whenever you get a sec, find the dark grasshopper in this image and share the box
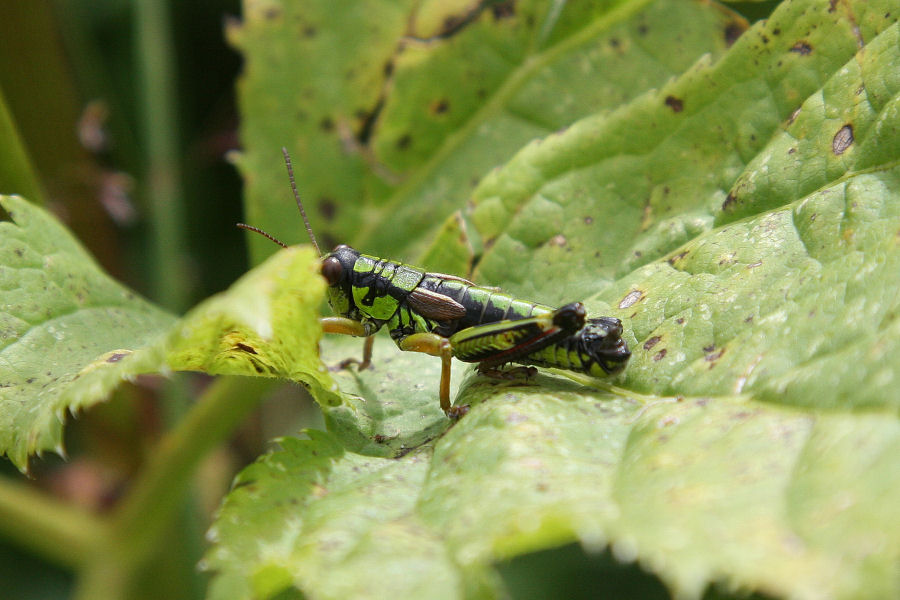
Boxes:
[239,150,631,418]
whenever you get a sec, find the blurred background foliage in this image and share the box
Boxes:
[0,1,778,598]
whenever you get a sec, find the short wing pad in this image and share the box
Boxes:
[406,287,467,321]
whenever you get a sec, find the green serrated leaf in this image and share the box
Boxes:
[168,246,342,406]
[235,0,742,263]
[358,0,745,259]
[209,1,900,599]
[417,210,476,275]
[471,3,898,303]
[204,431,498,600]
[166,245,338,406]
[0,195,336,469]
[0,195,175,470]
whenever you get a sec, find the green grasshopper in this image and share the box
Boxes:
[238,149,631,418]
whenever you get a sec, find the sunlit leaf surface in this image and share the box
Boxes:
[208,1,900,599]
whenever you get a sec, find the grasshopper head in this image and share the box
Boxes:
[320,244,361,318]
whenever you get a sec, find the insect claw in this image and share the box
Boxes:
[445,404,470,419]
[329,357,371,372]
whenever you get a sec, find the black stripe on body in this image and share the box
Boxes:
[523,335,592,373]
[351,254,425,321]
[417,276,552,336]
[356,258,423,305]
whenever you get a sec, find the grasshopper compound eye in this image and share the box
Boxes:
[321,256,343,286]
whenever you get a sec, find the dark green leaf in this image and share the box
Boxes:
[0,195,174,470]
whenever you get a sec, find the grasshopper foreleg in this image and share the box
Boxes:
[321,317,376,371]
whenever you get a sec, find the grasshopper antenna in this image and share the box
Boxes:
[236,223,288,248]
[282,147,321,256]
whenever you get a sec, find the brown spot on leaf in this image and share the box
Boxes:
[722,191,737,211]
[584,216,593,225]
[664,96,684,113]
[643,336,661,350]
[106,352,129,363]
[430,98,450,115]
[396,134,412,150]
[705,348,725,365]
[668,250,689,266]
[790,41,812,55]
[832,125,854,155]
[676,317,685,325]
[235,343,258,355]
[319,116,334,132]
[653,349,667,362]
[302,25,317,37]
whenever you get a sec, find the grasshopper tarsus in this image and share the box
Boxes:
[330,357,371,372]
[445,405,470,420]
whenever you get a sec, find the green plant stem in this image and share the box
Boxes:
[135,0,187,313]
[0,87,44,203]
[73,376,278,600]
[0,476,104,568]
